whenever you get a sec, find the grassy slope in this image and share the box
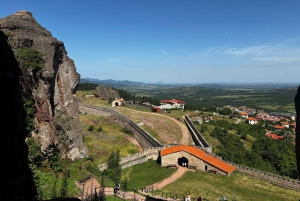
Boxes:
[161,170,300,201]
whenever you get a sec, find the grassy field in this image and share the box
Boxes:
[160,170,300,201]
[116,161,300,201]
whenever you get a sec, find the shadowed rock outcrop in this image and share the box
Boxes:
[0,11,88,160]
[94,85,120,100]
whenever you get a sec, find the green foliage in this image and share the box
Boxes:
[121,127,133,136]
[220,108,232,115]
[103,150,121,182]
[88,125,94,131]
[15,48,45,71]
[24,99,35,132]
[97,126,103,132]
[78,82,99,90]
[121,160,177,191]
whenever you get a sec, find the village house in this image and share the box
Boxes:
[239,112,248,118]
[111,98,124,107]
[159,99,185,110]
[274,125,285,131]
[245,117,258,125]
[280,121,290,128]
[266,133,284,140]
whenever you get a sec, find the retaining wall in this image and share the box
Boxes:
[185,115,212,153]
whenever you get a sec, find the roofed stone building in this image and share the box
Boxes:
[160,145,235,176]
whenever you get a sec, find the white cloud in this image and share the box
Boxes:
[252,56,300,63]
[223,37,300,64]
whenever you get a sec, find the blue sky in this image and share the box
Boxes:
[1,0,300,84]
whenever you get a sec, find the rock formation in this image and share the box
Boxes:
[0,10,88,160]
[94,85,120,100]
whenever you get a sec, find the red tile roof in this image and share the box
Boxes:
[266,133,284,140]
[274,125,285,129]
[247,117,257,121]
[239,112,248,116]
[161,99,185,104]
[160,145,235,174]
[280,121,289,125]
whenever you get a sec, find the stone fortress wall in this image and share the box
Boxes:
[184,115,212,153]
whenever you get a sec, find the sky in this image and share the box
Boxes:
[1,0,300,84]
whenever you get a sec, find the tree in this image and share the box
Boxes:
[104,150,121,182]
[221,108,232,116]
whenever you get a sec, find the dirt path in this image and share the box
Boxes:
[119,132,143,152]
[147,166,191,190]
[117,107,192,145]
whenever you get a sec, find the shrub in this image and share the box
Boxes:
[121,127,133,136]
[88,125,94,131]
[97,126,103,132]
[15,48,45,71]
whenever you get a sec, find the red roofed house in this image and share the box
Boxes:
[239,112,248,119]
[246,117,258,125]
[112,98,124,107]
[159,99,185,110]
[280,121,289,128]
[160,145,235,176]
[266,133,284,140]
[274,125,285,131]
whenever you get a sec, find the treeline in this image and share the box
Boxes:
[78,82,99,90]
[117,88,160,105]
[201,120,297,179]
[78,83,160,105]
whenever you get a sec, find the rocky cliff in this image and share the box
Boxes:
[94,85,120,100]
[0,11,88,160]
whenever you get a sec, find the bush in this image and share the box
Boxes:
[97,126,103,132]
[88,125,94,131]
[15,48,45,71]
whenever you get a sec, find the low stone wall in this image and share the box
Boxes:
[98,147,164,171]
[227,162,300,191]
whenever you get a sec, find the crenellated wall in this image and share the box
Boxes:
[98,147,163,171]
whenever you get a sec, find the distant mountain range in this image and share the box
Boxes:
[80,78,299,90]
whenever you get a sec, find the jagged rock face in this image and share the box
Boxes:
[0,11,88,160]
[94,85,120,100]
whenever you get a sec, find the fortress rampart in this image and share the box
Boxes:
[184,115,212,153]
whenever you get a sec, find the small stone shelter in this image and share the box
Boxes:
[160,145,235,176]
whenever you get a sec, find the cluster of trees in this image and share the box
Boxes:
[206,120,297,179]
[78,83,160,105]
[78,82,99,90]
